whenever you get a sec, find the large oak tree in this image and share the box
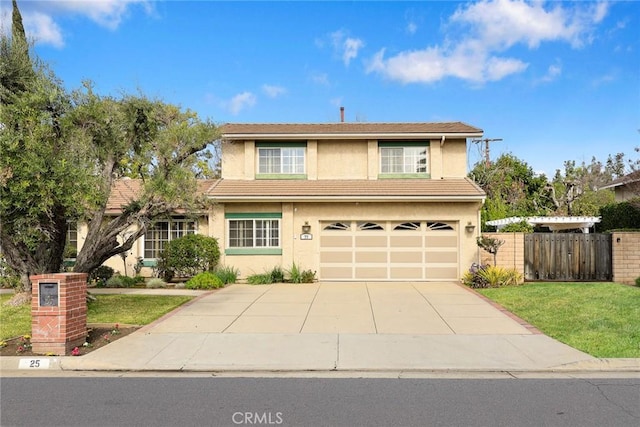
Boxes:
[1,1,219,293]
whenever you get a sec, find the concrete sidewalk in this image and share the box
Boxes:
[2,282,639,374]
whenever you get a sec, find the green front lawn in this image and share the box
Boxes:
[478,282,640,358]
[0,294,193,340]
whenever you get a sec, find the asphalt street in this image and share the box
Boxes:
[1,377,638,427]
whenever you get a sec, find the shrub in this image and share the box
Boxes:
[246,265,285,285]
[132,275,146,286]
[146,278,167,289]
[247,273,274,285]
[185,272,224,290]
[599,199,640,231]
[501,221,534,233]
[477,266,523,287]
[157,234,220,281]
[90,266,115,287]
[299,269,316,283]
[635,277,640,287]
[286,262,316,283]
[462,263,491,288]
[105,275,129,288]
[462,264,522,288]
[269,266,285,283]
[214,265,239,285]
[105,275,143,288]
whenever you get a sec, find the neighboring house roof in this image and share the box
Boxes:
[221,122,483,140]
[207,178,485,202]
[106,178,219,214]
[599,170,640,190]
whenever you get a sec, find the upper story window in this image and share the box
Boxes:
[256,142,306,178]
[379,141,430,177]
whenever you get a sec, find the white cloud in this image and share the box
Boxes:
[329,30,364,66]
[310,72,330,86]
[406,21,418,35]
[366,43,527,84]
[342,37,364,66]
[2,0,152,47]
[262,84,286,98]
[26,12,64,47]
[367,0,609,84]
[227,92,256,115]
[52,0,151,30]
[538,63,562,83]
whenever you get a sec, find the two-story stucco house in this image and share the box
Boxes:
[206,122,486,281]
[94,121,486,281]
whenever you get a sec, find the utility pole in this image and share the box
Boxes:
[472,138,503,167]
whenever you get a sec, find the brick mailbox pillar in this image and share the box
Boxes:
[30,273,88,355]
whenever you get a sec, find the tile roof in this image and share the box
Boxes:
[221,122,483,139]
[106,179,219,213]
[207,178,485,201]
[106,179,142,213]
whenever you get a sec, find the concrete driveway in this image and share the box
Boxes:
[148,282,532,335]
[55,281,612,372]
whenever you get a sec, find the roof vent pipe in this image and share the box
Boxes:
[340,106,344,123]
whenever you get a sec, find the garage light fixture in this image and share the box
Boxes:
[465,222,476,233]
[302,222,311,234]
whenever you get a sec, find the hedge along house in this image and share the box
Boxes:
[207,121,486,281]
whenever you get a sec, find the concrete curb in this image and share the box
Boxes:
[2,355,638,374]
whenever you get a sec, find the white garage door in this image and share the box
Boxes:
[319,220,459,281]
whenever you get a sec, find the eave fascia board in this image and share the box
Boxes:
[222,132,484,141]
[208,195,486,203]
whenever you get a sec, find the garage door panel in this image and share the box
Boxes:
[320,252,353,263]
[321,236,352,247]
[390,236,422,247]
[321,267,353,279]
[426,236,457,247]
[390,251,423,263]
[355,267,387,279]
[425,251,458,263]
[426,267,458,280]
[391,267,423,279]
[355,251,388,263]
[355,236,387,247]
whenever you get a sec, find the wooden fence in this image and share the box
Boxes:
[524,233,612,281]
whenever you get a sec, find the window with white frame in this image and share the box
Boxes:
[228,218,280,248]
[379,142,429,175]
[257,143,306,175]
[65,221,78,258]
[144,218,196,259]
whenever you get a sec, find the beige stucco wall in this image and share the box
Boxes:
[441,140,468,178]
[317,140,368,179]
[221,141,247,180]
[221,138,470,181]
[218,201,482,280]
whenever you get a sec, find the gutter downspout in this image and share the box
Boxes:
[440,135,445,179]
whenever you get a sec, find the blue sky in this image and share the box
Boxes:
[2,0,638,177]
